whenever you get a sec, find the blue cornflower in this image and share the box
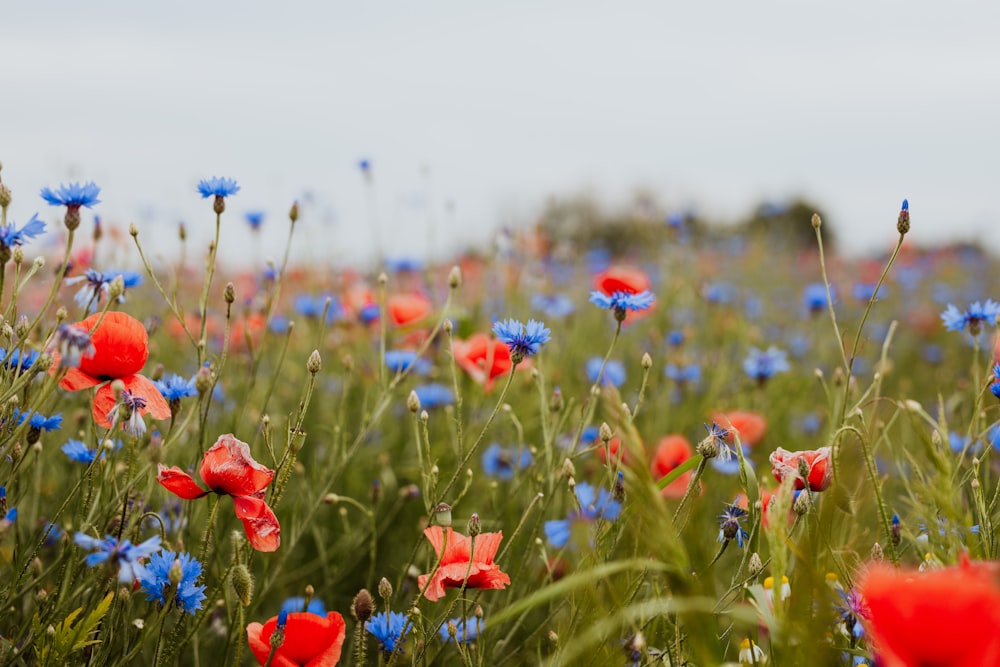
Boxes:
[414,383,454,409]
[293,294,342,323]
[492,318,551,363]
[991,364,1000,399]
[0,213,46,251]
[531,293,575,319]
[196,177,240,199]
[717,504,749,548]
[244,210,265,230]
[589,290,655,321]
[666,330,685,346]
[154,374,198,406]
[386,257,423,273]
[62,439,101,463]
[940,300,1000,334]
[73,532,162,583]
[0,347,40,372]
[439,616,482,643]
[743,346,790,383]
[17,410,63,436]
[40,181,102,209]
[66,269,142,311]
[701,422,734,462]
[834,588,868,640]
[586,357,625,387]
[481,443,533,480]
[137,550,206,614]
[544,482,622,548]
[54,323,95,368]
[385,350,431,375]
[852,282,886,302]
[803,283,833,313]
[281,596,326,617]
[367,611,409,653]
[703,282,734,304]
[358,159,372,173]
[664,363,701,385]
[0,486,15,531]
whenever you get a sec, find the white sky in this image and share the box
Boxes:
[3,1,999,267]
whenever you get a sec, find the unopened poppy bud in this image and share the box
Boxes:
[897,199,910,235]
[549,387,563,413]
[793,491,811,516]
[407,390,421,413]
[871,542,885,561]
[641,352,652,370]
[378,576,393,601]
[448,265,462,288]
[231,564,254,606]
[811,212,822,229]
[467,512,481,537]
[224,282,236,304]
[420,410,428,424]
[748,552,764,577]
[307,349,322,374]
[599,422,613,443]
[352,588,374,622]
[288,201,299,223]
[434,502,452,527]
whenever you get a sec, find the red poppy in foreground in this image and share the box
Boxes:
[157,433,281,552]
[58,311,170,429]
[593,265,652,295]
[857,556,1000,667]
[247,611,346,666]
[651,434,697,499]
[769,446,832,491]
[711,410,767,447]
[418,526,511,601]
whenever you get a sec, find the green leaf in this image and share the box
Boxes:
[656,455,702,491]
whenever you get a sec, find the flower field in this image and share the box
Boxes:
[0,169,998,666]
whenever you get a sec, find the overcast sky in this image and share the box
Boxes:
[4,1,998,268]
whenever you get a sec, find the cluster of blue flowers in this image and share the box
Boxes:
[545,482,622,548]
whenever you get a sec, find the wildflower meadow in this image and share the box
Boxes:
[1,164,999,667]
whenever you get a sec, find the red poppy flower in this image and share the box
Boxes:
[452,333,515,392]
[857,556,1000,667]
[387,293,432,327]
[247,611,346,667]
[157,433,281,552]
[769,446,832,491]
[711,410,767,447]
[417,526,511,601]
[651,435,697,499]
[58,311,170,429]
[593,266,652,296]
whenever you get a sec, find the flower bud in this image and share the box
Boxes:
[289,201,299,223]
[811,212,822,229]
[467,512,481,537]
[224,282,236,304]
[448,265,462,288]
[169,558,185,586]
[793,490,811,516]
[378,576,393,601]
[352,588,374,622]
[641,352,652,370]
[897,199,910,236]
[108,275,125,300]
[213,195,226,215]
[748,552,764,577]
[12,247,23,265]
[443,318,453,333]
[599,422,613,443]
[232,564,254,606]
[307,349,322,374]
[434,502,452,527]
[407,390,421,413]
[871,542,885,562]
[0,183,10,208]
[549,387,563,413]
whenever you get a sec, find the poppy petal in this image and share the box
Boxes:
[75,311,149,380]
[91,383,118,428]
[233,495,281,552]
[123,374,171,420]
[156,464,210,500]
[200,434,275,497]
[60,367,102,391]
[247,612,346,667]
